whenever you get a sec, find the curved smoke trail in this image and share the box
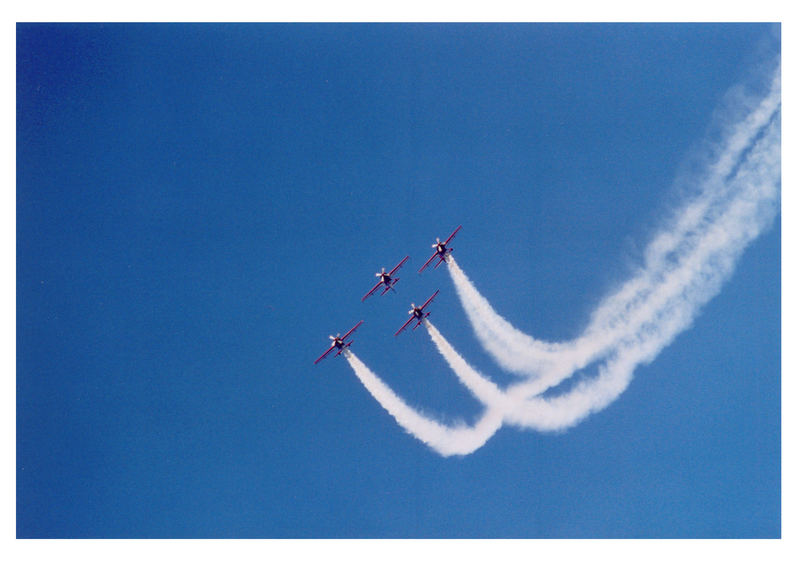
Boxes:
[423,320,507,407]
[344,350,503,456]
[343,61,780,455]
[447,67,780,398]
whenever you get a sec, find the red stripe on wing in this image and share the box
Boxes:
[394,316,415,336]
[420,289,439,310]
[362,281,383,302]
[341,320,363,340]
[388,255,410,276]
[443,225,462,245]
[314,344,336,365]
[418,252,437,273]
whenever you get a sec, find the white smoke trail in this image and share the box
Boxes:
[344,350,504,456]
[420,313,682,432]
[423,320,507,407]
[447,66,780,398]
[343,60,780,454]
[437,64,779,435]
[436,104,778,434]
[516,114,779,404]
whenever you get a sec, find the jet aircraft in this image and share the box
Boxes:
[395,290,440,336]
[314,320,364,364]
[418,225,462,272]
[362,255,410,302]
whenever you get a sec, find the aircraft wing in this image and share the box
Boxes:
[314,344,336,365]
[418,251,438,273]
[419,289,440,311]
[443,225,462,245]
[388,255,410,276]
[394,315,416,337]
[362,281,383,302]
[341,320,364,340]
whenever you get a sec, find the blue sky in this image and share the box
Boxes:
[16,23,780,539]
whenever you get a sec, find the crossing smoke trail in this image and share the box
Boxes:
[423,316,673,433]
[447,66,780,400]
[423,320,506,407]
[343,61,779,454]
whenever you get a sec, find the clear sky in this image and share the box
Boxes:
[17,22,780,539]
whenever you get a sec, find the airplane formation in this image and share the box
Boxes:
[315,226,461,365]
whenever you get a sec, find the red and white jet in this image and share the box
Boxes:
[361,255,410,302]
[418,225,462,273]
[314,320,364,364]
[394,290,440,336]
